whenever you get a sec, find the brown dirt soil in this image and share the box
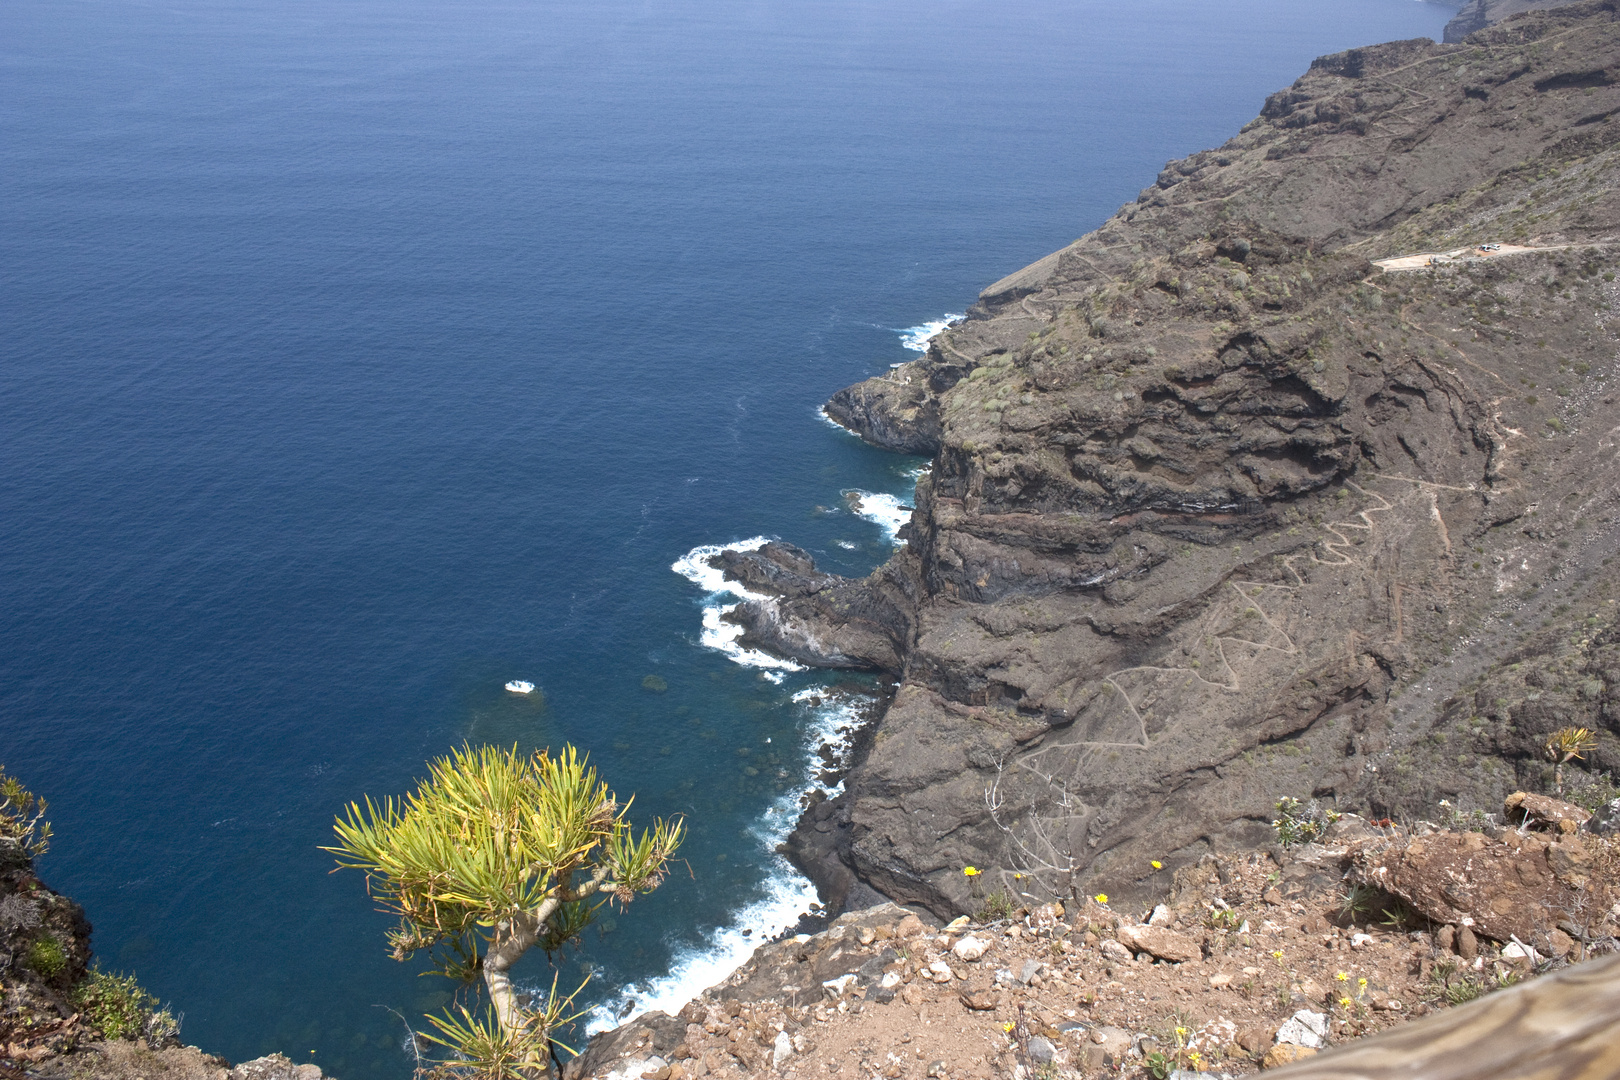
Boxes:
[574,817,1619,1080]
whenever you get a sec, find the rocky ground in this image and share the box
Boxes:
[571,797,1619,1080]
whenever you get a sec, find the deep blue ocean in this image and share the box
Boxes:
[3,0,1451,1074]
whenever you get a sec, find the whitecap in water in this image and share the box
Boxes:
[843,491,912,545]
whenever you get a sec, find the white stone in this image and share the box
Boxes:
[927,960,954,982]
[772,1031,794,1069]
[945,915,972,931]
[879,971,902,990]
[1502,942,1539,962]
[1148,904,1174,927]
[1099,939,1134,963]
[952,935,989,961]
[1350,932,1374,949]
[603,1057,664,1080]
[821,974,856,999]
[1275,1010,1329,1049]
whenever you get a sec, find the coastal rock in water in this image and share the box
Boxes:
[713,542,917,672]
[824,361,944,456]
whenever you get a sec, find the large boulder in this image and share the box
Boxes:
[1347,830,1615,946]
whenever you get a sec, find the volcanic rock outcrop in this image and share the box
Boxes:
[714,1,1620,920]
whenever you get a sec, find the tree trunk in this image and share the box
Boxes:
[483,907,552,1078]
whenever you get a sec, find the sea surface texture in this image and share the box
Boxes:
[2,0,1450,1074]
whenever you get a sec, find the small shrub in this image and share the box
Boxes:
[72,969,160,1040]
[0,766,52,857]
[0,893,42,932]
[1563,770,1620,813]
[26,934,67,978]
[1426,959,1517,1006]
[1272,796,1340,847]
[1437,799,1494,832]
[978,890,1016,922]
[1338,883,1381,921]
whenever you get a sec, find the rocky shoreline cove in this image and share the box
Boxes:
[573,0,1620,1072]
[726,0,1620,930]
[11,2,1620,1079]
[577,2,1620,1075]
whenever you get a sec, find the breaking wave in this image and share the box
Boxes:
[671,539,806,673]
[584,687,876,1032]
[897,313,963,354]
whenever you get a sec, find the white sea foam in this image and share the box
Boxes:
[788,687,872,800]
[898,313,963,353]
[672,539,806,673]
[585,863,817,1034]
[670,537,770,600]
[585,688,876,1032]
[817,404,866,439]
[843,491,912,544]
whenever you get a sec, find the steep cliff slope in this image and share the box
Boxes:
[722,1,1620,919]
[1444,0,1583,43]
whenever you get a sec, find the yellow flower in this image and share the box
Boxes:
[963,866,980,876]
[1151,860,1162,870]
[1013,872,1023,880]
[1003,1022,1015,1033]
[1358,977,1368,987]
[1335,971,1349,982]
[1339,997,1353,1008]
[1094,893,1109,904]
[1272,950,1284,960]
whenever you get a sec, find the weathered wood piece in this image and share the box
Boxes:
[1266,954,1620,1080]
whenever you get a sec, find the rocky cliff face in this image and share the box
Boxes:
[1443,0,1584,43]
[717,0,1620,920]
